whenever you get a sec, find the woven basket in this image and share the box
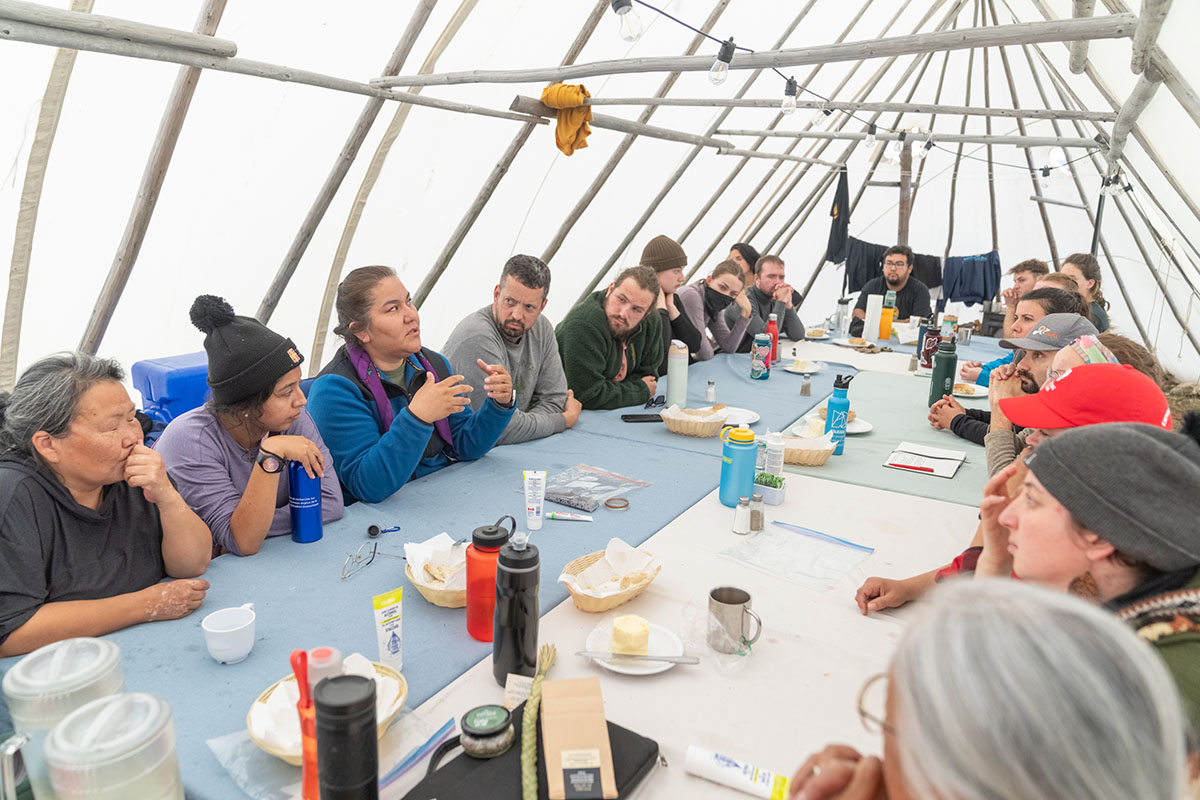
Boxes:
[661,410,726,438]
[782,437,835,466]
[817,407,856,422]
[405,563,467,608]
[246,663,407,765]
[561,550,660,613]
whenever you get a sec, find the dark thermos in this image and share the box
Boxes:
[289,460,323,543]
[492,532,540,687]
[314,675,378,800]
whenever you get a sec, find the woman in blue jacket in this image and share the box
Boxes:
[307,266,514,504]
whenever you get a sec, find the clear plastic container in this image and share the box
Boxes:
[764,432,785,478]
[43,693,182,800]
[2,638,124,800]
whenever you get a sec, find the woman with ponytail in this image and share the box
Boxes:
[1061,253,1110,332]
[155,295,343,557]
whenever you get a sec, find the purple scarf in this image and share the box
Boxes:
[346,343,457,460]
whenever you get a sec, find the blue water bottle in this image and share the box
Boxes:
[824,374,854,456]
[719,425,757,507]
[289,460,323,543]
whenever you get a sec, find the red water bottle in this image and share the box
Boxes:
[766,313,780,363]
[466,515,516,641]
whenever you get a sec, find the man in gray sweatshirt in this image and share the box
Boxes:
[443,255,581,445]
[724,253,806,352]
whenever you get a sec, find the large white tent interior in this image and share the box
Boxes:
[2,0,1199,392]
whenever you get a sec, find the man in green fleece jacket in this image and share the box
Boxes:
[556,266,663,410]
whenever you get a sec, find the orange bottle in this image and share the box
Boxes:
[465,515,516,641]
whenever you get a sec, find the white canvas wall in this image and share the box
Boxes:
[1,0,1197,392]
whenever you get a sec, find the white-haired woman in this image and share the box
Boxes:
[792,579,1190,799]
[0,353,211,657]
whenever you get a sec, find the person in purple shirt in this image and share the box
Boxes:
[155,295,344,556]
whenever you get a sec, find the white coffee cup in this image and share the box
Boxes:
[201,603,256,664]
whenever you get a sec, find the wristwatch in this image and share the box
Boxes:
[256,447,284,474]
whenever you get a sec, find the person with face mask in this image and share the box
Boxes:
[674,260,752,361]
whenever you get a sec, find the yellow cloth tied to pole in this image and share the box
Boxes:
[541,82,592,156]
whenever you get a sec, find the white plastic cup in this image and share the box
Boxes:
[200,603,256,664]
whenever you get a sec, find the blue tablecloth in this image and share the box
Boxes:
[0,353,836,799]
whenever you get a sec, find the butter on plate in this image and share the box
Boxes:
[611,615,650,655]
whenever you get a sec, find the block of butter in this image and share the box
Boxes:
[611,615,649,656]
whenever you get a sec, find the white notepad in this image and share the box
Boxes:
[884,441,967,479]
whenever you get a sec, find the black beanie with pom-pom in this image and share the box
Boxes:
[189,294,303,405]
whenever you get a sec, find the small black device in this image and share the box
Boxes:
[620,414,663,423]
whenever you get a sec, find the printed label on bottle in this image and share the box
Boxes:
[372,587,403,671]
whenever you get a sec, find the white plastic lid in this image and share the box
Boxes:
[44,693,180,799]
[767,432,783,446]
[2,638,123,729]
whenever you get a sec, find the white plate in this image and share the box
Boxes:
[702,405,759,425]
[805,331,831,340]
[797,412,874,435]
[832,337,871,348]
[953,383,989,399]
[585,620,685,676]
[784,360,828,375]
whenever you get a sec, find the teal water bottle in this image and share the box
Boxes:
[928,322,959,407]
[719,425,756,507]
[824,374,854,455]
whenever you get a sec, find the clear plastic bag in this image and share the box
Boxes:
[542,464,650,512]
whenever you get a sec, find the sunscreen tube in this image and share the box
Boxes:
[373,587,403,671]
[523,470,546,531]
[684,746,790,800]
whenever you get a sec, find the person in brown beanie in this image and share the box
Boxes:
[639,234,702,375]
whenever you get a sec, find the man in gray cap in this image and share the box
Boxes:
[930,312,1098,445]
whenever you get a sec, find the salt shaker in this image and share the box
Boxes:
[732,497,751,535]
[800,375,811,396]
[705,380,716,403]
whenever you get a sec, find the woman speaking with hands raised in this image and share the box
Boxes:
[156,295,344,556]
[308,266,515,504]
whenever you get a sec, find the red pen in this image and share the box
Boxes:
[890,463,934,473]
[291,649,319,800]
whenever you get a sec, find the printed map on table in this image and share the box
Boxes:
[720,526,871,592]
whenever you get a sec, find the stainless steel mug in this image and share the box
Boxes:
[956,326,973,345]
[707,586,763,654]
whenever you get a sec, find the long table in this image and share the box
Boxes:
[0,353,835,799]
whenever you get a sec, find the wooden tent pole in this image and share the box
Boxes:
[897,142,913,246]
[255,0,438,325]
[509,96,736,149]
[675,0,903,277]
[715,129,1101,148]
[0,0,94,392]
[982,16,999,250]
[307,0,481,370]
[1067,0,1095,73]
[987,0,1059,268]
[0,0,236,56]
[1013,38,1153,348]
[943,2,979,261]
[582,97,1116,122]
[543,0,732,281]
[582,3,819,296]
[1105,65,1163,167]
[907,36,956,217]
[373,14,1136,88]
[0,18,540,125]
[79,0,229,354]
[406,1,607,314]
[1129,0,1172,76]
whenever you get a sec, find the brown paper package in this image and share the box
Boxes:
[541,677,618,799]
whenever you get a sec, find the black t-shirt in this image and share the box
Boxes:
[0,455,166,645]
[850,276,933,336]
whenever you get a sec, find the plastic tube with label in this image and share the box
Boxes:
[523,470,546,531]
[684,745,790,800]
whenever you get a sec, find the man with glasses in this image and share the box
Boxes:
[445,255,581,445]
[556,266,663,410]
[848,245,932,337]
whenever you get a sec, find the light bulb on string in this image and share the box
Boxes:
[811,100,829,126]
[890,130,907,157]
[781,77,798,115]
[864,123,877,150]
[917,137,933,163]
[709,38,735,85]
[610,0,643,42]
[1039,166,1052,189]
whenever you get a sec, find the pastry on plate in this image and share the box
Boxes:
[953,383,976,395]
[848,336,867,346]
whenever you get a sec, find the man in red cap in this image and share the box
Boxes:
[856,363,1171,614]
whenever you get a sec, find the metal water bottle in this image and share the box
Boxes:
[314,676,378,800]
[824,374,854,455]
[719,425,756,507]
[492,533,539,687]
[928,321,959,407]
[289,461,322,543]
[918,314,940,369]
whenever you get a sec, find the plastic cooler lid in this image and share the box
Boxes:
[43,693,175,778]
[2,638,123,728]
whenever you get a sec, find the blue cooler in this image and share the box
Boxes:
[130,352,210,424]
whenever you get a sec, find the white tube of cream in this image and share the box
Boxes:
[684,746,790,799]
[523,470,546,531]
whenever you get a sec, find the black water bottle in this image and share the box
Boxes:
[492,532,540,686]
[314,675,378,799]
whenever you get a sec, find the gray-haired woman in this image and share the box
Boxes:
[0,353,211,657]
[791,580,1189,800]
